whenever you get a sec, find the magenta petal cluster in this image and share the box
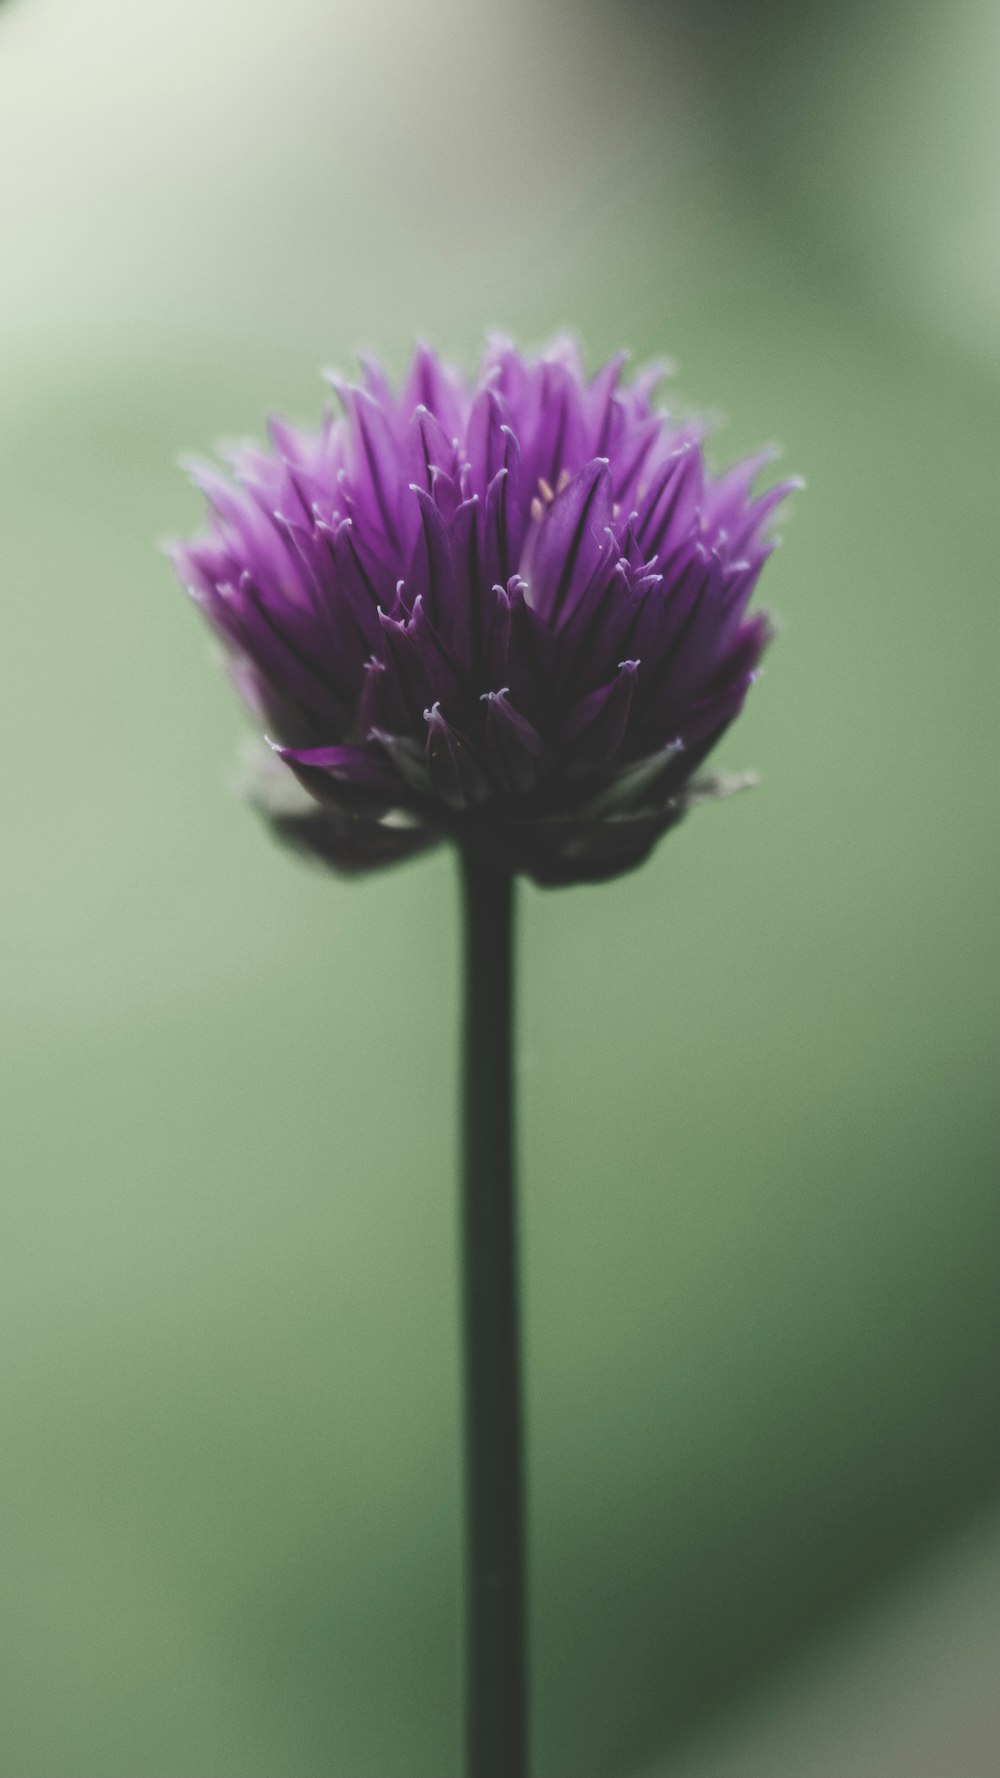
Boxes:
[172,338,794,885]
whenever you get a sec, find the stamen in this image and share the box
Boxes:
[535,469,573,507]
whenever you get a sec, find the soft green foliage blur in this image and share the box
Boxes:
[0,1,996,1774]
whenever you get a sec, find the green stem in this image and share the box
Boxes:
[459,846,527,1778]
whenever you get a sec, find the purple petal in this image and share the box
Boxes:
[631,356,673,407]
[724,477,801,556]
[445,494,485,669]
[481,689,544,795]
[585,353,628,456]
[562,658,639,777]
[527,459,614,627]
[271,740,401,810]
[324,518,391,660]
[273,740,397,786]
[607,415,662,507]
[521,359,588,497]
[701,449,778,534]
[401,344,466,441]
[423,705,492,810]
[639,549,727,709]
[357,353,397,415]
[465,388,512,496]
[211,575,347,733]
[375,605,438,731]
[404,404,458,500]
[339,385,404,549]
[484,582,513,687]
[482,434,523,589]
[632,443,702,559]
[405,487,457,633]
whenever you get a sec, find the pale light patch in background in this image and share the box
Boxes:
[655,1508,1000,1778]
[0,0,694,371]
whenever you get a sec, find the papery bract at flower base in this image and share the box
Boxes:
[172,338,795,885]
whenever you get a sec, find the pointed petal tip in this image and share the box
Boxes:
[177,454,224,494]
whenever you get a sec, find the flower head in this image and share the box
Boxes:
[172,338,795,885]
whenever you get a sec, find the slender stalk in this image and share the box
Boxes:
[459,846,527,1778]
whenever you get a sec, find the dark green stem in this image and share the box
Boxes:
[459,846,527,1778]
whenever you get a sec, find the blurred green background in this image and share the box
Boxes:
[0,1,996,1774]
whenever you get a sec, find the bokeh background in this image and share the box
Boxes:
[0,0,996,1773]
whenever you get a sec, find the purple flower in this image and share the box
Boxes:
[172,338,795,885]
